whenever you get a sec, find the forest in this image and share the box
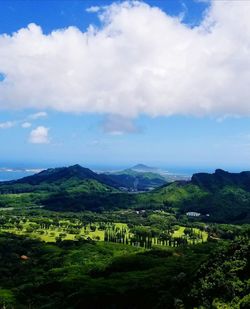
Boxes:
[0,166,249,308]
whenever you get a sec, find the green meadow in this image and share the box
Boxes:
[0,215,208,246]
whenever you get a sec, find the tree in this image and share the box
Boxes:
[0,289,15,308]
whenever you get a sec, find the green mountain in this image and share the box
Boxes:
[107,167,167,191]
[0,165,169,196]
[191,168,250,191]
[42,169,250,221]
[111,164,191,185]
[0,165,119,194]
[138,169,250,222]
[1,167,250,223]
[0,164,169,194]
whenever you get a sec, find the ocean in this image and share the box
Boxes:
[0,169,42,182]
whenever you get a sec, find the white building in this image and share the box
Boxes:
[186,211,201,217]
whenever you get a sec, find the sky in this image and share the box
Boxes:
[1,0,250,171]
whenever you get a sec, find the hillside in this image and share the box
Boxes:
[42,169,250,222]
[0,167,250,223]
[107,167,167,191]
[0,165,119,194]
[138,169,250,223]
[110,164,190,184]
[0,164,170,194]
[191,168,250,191]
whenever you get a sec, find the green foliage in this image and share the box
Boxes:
[0,288,15,308]
[240,293,250,309]
[189,239,250,308]
[0,207,248,309]
[0,232,247,308]
[42,191,136,212]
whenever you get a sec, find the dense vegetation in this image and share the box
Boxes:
[1,166,250,223]
[0,166,249,308]
[0,210,208,246]
[0,230,248,309]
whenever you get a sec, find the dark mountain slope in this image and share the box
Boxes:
[191,169,250,192]
[0,165,119,193]
[11,165,101,184]
[137,170,250,223]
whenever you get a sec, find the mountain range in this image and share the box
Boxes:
[0,165,250,223]
[0,164,168,193]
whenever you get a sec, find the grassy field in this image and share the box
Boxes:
[172,226,208,241]
[0,216,208,245]
[1,221,105,242]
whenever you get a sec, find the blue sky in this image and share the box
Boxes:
[1,0,250,171]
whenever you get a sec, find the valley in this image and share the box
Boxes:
[0,165,249,308]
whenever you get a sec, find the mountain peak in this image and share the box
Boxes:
[133,164,149,168]
[67,164,85,171]
[214,169,228,174]
[70,164,82,169]
[131,164,156,171]
[12,164,101,185]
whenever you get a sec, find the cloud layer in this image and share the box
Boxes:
[0,1,250,117]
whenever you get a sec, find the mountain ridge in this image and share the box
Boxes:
[0,166,250,222]
[0,164,119,193]
[191,168,250,191]
[0,164,167,193]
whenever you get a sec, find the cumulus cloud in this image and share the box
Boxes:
[0,121,15,129]
[29,126,50,144]
[0,1,250,117]
[21,122,32,128]
[102,115,140,135]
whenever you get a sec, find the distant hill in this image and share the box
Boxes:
[0,164,119,194]
[128,164,191,182]
[42,168,250,221]
[130,164,158,173]
[105,164,167,191]
[137,169,250,223]
[14,164,110,185]
[104,163,192,190]
[0,164,167,194]
[1,166,250,223]
[191,169,250,191]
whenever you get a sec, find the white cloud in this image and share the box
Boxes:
[0,112,47,130]
[86,6,100,13]
[0,121,15,129]
[0,1,250,117]
[21,122,32,128]
[28,112,47,120]
[29,126,50,144]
